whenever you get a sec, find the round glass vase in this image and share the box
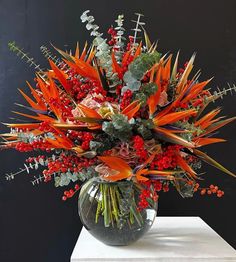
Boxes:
[78,177,158,246]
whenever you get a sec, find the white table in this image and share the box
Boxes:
[71,217,236,262]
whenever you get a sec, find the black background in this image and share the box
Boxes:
[0,0,236,261]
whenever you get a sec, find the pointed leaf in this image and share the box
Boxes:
[193,149,236,178]
[154,127,195,148]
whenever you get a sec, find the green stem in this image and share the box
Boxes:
[110,186,119,223]
[103,184,110,227]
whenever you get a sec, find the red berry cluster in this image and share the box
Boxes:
[42,153,96,180]
[120,89,133,110]
[81,132,93,150]
[137,181,160,211]
[15,140,52,152]
[67,70,106,103]
[151,145,182,170]
[107,27,117,46]
[133,135,148,162]
[67,130,93,150]
[138,189,151,210]
[200,184,224,198]
[62,184,80,201]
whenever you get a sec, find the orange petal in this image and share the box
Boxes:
[80,41,88,60]
[111,52,123,77]
[49,59,71,93]
[194,108,221,127]
[154,109,197,126]
[122,49,132,66]
[193,137,226,147]
[175,153,197,179]
[26,81,47,110]
[18,89,44,111]
[77,104,102,119]
[121,100,140,120]
[133,41,142,59]
[154,127,195,148]
[98,156,132,176]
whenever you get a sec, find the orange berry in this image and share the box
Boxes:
[207,190,212,195]
[200,189,206,195]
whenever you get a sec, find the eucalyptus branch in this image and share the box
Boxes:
[114,14,126,62]
[131,13,145,47]
[5,165,34,181]
[31,175,45,186]
[209,84,236,102]
[8,42,44,72]
[40,45,61,66]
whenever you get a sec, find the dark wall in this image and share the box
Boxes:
[0,0,236,261]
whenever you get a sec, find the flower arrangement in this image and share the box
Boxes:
[1,11,236,233]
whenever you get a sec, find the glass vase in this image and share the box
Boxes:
[78,177,158,246]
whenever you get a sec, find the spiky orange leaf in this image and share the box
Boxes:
[86,46,95,64]
[26,81,46,108]
[175,153,198,179]
[80,41,88,60]
[171,51,179,82]
[154,109,197,126]
[176,53,196,93]
[36,77,50,103]
[181,79,213,103]
[12,111,54,122]
[122,49,132,66]
[147,64,163,115]
[3,123,40,129]
[133,41,142,59]
[199,116,236,137]
[46,134,74,149]
[194,108,221,127]
[121,100,140,120]
[49,60,71,93]
[111,52,123,77]
[154,127,195,148]
[18,88,44,111]
[65,59,99,81]
[162,55,172,86]
[77,104,102,119]
[193,137,226,147]
[75,42,80,58]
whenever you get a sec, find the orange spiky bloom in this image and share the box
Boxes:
[2,11,236,209]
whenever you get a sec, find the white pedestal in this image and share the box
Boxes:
[71,217,236,262]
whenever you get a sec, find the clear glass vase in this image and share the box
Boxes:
[78,177,158,246]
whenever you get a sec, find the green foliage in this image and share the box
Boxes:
[8,41,44,72]
[133,82,158,105]
[136,119,155,139]
[102,114,133,141]
[123,52,161,93]
[129,52,161,79]
[90,135,116,154]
